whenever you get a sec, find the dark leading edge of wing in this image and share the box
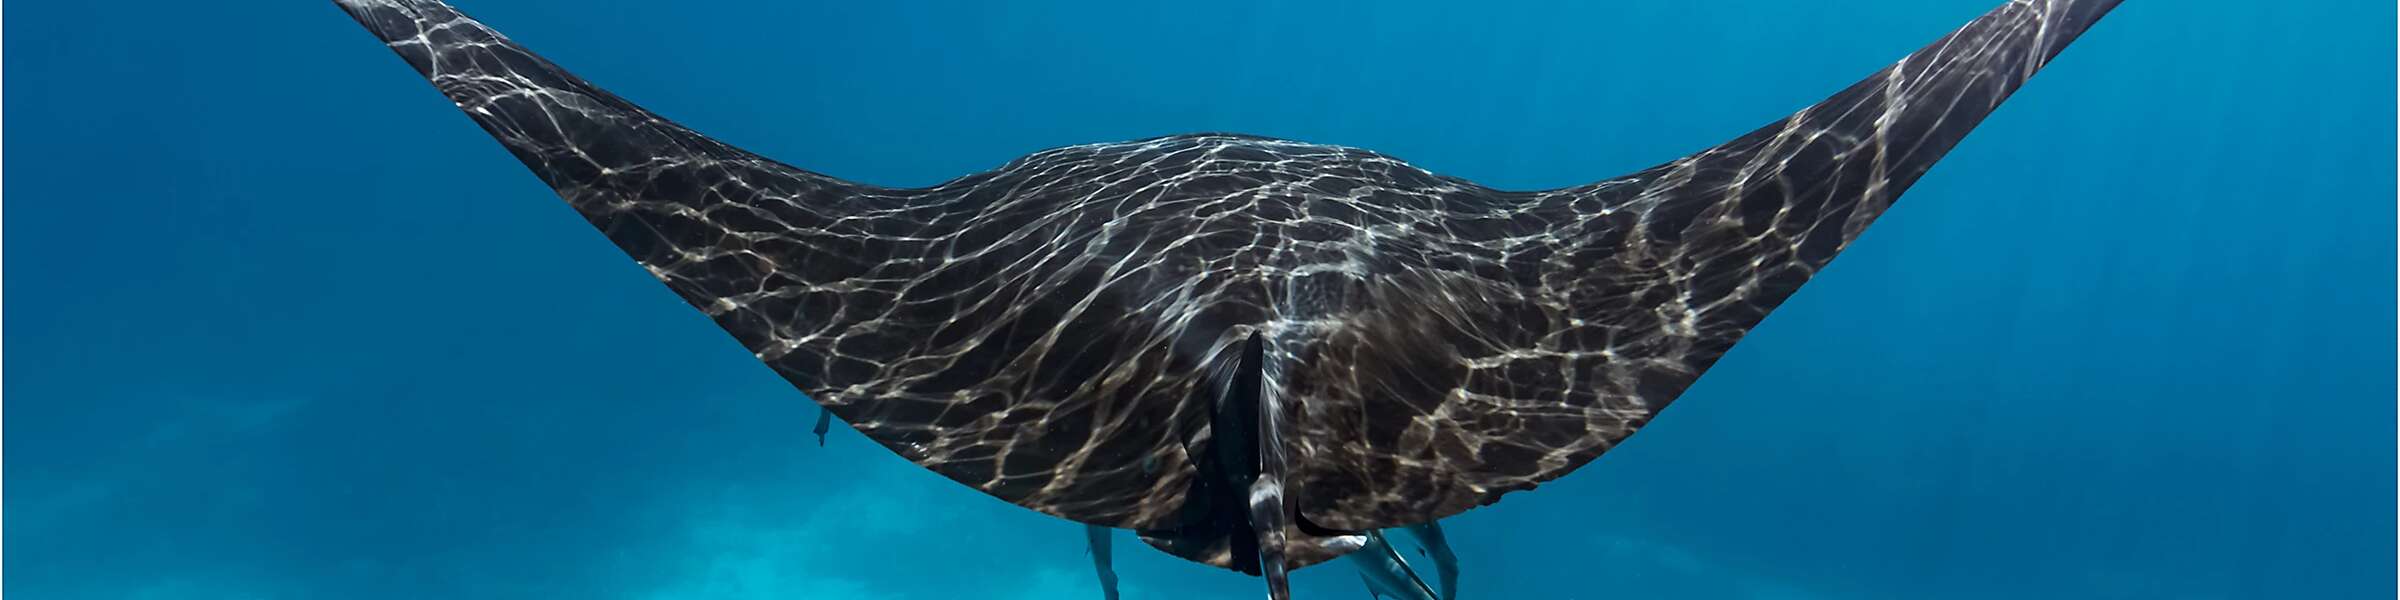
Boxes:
[335,0,2123,576]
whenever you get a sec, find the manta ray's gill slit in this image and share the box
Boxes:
[336,0,2123,595]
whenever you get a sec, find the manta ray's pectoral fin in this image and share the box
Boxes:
[1291,0,2125,534]
[334,0,877,236]
[334,0,903,402]
[341,0,1217,533]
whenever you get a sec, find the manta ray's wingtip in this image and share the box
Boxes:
[331,0,449,48]
[331,0,422,23]
[332,0,437,13]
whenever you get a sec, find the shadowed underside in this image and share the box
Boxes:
[334,0,2121,594]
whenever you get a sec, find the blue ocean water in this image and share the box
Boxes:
[4,0,2391,598]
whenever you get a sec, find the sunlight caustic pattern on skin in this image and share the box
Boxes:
[333,0,2120,590]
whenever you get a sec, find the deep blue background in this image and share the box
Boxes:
[6,1,2391,598]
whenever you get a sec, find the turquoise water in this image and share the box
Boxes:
[5,1,2391,598]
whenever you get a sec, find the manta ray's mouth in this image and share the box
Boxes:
[332,0,2125,597]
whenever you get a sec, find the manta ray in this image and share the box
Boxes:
[333,0,2121,597]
